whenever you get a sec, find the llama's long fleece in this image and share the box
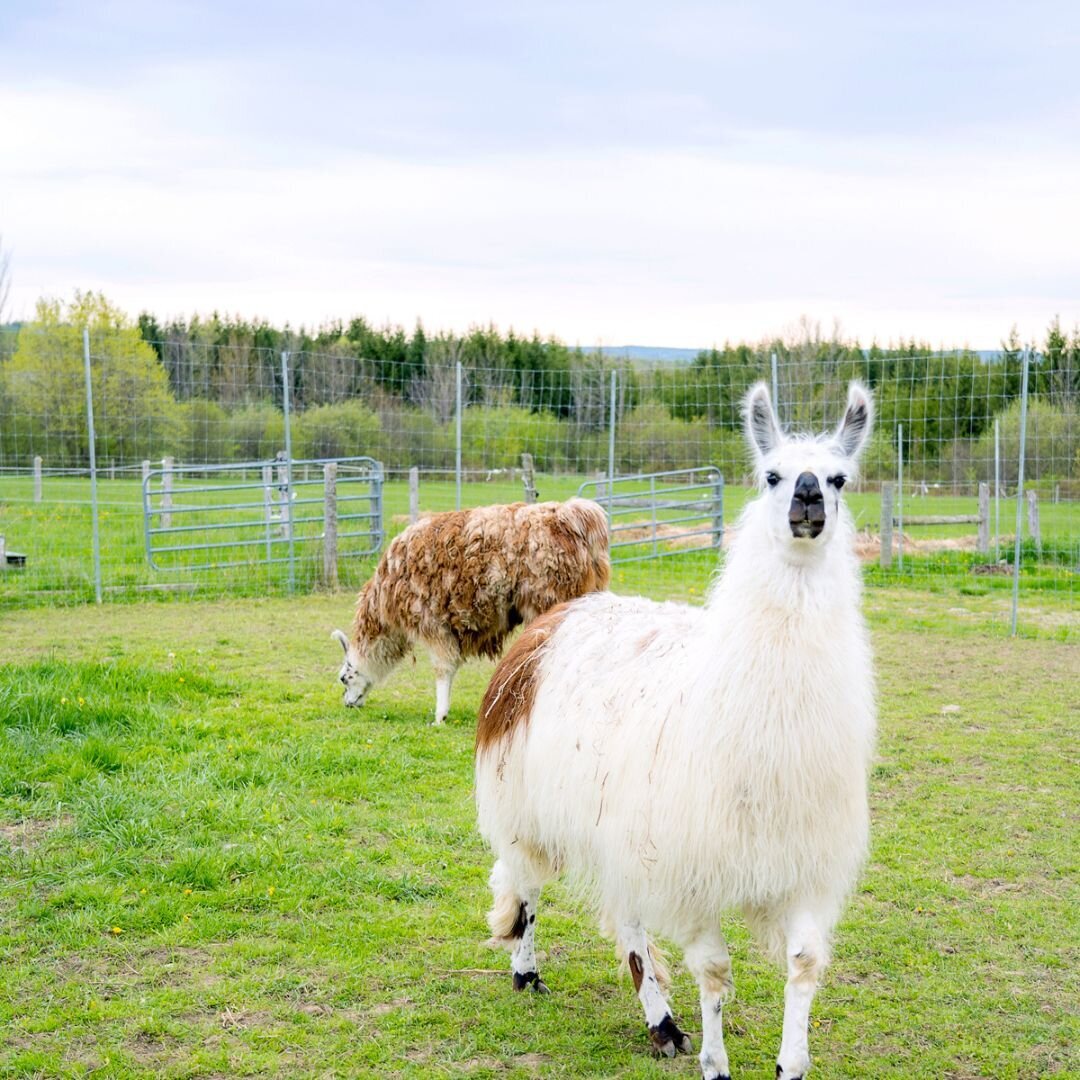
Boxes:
[475,493,874,958]
[351,498,610,662]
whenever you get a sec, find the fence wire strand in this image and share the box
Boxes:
[0,327,1076,630]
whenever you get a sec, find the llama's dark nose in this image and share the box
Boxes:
[789,472,825,538]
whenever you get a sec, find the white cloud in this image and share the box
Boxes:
[3,72,1078,346]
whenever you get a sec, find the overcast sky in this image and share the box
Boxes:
[2,1,1078,348]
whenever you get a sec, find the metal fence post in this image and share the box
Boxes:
[83,328,102,603]
[323,462,338,589]
[455,360,463,510]
[994,417,1001,561]
[896,424,904,571]
[770,351,779,421]
[607,368,617,509]
[1010,347,1031,636]
[281,351,295,591]
[33,456,42,502]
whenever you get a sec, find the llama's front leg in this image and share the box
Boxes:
[431,659,458,725]
[777,911,828,1080]
[685,932,734,1080]
[619,922,692,1059]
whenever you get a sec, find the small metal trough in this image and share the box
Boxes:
[0,535,27,569]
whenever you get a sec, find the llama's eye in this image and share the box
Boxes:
[829,474,847,490]
[765,471,780,488]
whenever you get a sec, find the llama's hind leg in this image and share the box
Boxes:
[776,910,828,1080]
[619,922,692,1058]
[685,931,734,1080]
[487,858,550,993]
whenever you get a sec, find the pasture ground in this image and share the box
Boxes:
[1,591,1077,1078]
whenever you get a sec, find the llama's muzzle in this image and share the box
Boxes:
[789,471,825,538]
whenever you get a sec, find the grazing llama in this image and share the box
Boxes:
[332,498,609,724]
[474,383,875,1079]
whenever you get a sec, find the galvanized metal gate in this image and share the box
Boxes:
[577,466,724,563]
[142,456,383,574]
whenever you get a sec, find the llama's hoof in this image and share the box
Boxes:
[776,1065,804,1080]
[703,1073,731,1080]
[512,970,549,993]
[649,1015,692,1057]
[431,717,446,726]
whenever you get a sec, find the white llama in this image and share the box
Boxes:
[473,382,876,1080]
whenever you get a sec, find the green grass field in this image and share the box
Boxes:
[1,590,1077,1078]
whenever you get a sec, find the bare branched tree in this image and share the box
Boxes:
[412,337,463,423]
[0,234,11,326]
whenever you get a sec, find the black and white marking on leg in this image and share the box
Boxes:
[648,1014,693,1057]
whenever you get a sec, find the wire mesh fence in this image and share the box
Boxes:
[0,323,1076,631]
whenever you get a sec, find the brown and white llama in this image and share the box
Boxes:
[474,383,876,1079]
[332,498,609,724]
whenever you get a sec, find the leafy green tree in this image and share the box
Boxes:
[174,400,234,463]
[225,403,286,461]
[294,401,381,460]
[2,292,178,466]
[974,397,1078,485]
[1043,316,1078,407]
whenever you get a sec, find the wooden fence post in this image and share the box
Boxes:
[1027,490,1041,557]
[262,465,274,563]
[880,483,894,569]
[162,456,174,529]
[521,453,538,503]
[977,482,989,554]
[323,462,338,589]
[276,452,290,539]
[712,471,725,554]
[0,534,5,570]
[409,466,419,524]
[141,460,150,486]
[33,456,42,502]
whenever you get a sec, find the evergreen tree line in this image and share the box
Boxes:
[1,294,1077,487]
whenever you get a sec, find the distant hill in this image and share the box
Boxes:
[582,345,702,363]
[583,345,1006,364]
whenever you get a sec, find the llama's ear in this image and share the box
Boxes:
[744,382,782,460]
[331,629,350,654]
[834,382,873,460]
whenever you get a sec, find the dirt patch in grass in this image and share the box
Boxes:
[615,521,716,550]
[127,1030,186,1066]
[611,522,1010,565]
[0,814,73,852]
[48,944,225,998]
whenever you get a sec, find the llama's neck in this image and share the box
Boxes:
[351,582,409,679]
[709,498,862,625]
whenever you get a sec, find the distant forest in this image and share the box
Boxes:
[1,295,1077,486]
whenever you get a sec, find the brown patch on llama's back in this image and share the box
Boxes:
[476,603,572,754]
